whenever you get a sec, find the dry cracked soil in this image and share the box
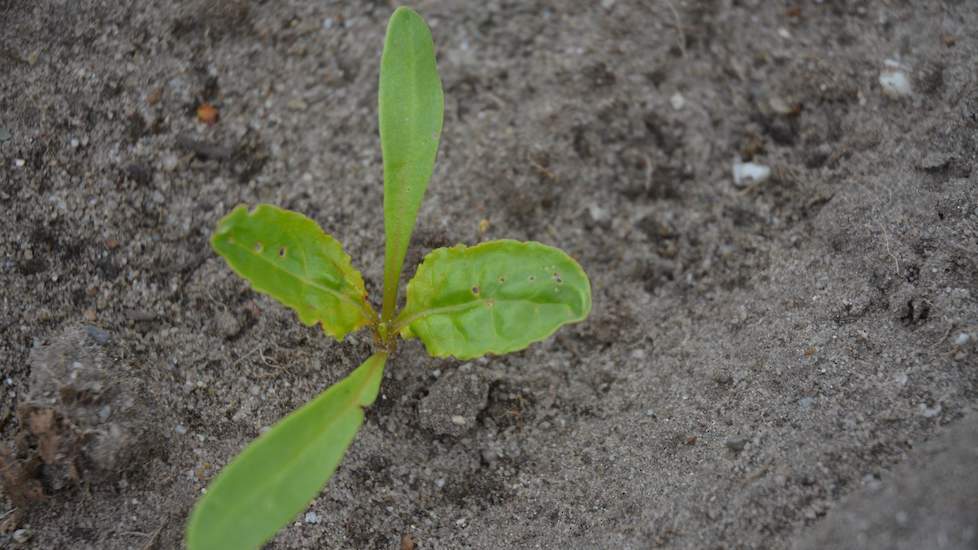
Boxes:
[1,1,977,549]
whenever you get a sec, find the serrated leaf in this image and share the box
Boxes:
[378,7,444,321]
[186,352,387,550]
[395,240,591,359]
[211,204,375,340]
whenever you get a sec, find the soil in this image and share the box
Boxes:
[2,1,977,549]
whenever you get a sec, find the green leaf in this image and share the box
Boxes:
[186,352,387,550]
[378,7,444,321]
[211,204,375,340]
[395,240,591,359]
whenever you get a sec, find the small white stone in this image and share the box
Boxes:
[670,92,686,111]
[322,17,334,30]
[450,415,467,426]
[304,511,320,524]
[435,478,446,489]
[175,424,188,434]
[13,529,30,543]
[953,332,971,346]
[777,27,791,39]
[880,70,911,97]
[14,158,25,168]
[161,154,179,172]
[588,203,610,224]
[919,403,942,418]
[732,159,771,187]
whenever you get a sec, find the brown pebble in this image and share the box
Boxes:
[146,87,163,106]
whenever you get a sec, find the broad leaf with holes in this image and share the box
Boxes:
[186,352,386,550]
[395,240,591,359]
[379,6,444,321]
[211,204,375,340]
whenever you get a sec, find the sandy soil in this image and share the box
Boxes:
[2,1,976,549]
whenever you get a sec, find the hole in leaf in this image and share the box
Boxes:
[497,276,506,284]
[528,275,536,282]
[471,286,480,295]
[254,242,263,253]
[278,246,287,258]
[553,272,562,283]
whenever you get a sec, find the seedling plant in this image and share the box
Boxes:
[186,8,591,549]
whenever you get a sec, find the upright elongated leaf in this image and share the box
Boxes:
[379,7,444,321]
[211,204,375,340]
[186,352,387,550]
[395,240,591,359]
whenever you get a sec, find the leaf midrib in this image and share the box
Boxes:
[225,238,371,318]
[392,296,579,333]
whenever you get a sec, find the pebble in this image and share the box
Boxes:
[287,98,308,111]
[917,151,953,171]
[587,203,610,226]
[161,154,179,173]
[670,92,686,111]
[725,436,750,452]
[84,325,111,345]
[304,511,320,524]
[14,158,25,168]
[13,529,30,543]
[880,60,912,97]
[435,478,446,489]
[768,96,796,115]
[732,159,771,187]
[953,332,971,346]
[919,403,942,418]
[450,415,467,426]
[215,310,242,339]
[175,424,188,434]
